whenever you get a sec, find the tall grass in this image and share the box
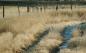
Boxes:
[0,7,86,53]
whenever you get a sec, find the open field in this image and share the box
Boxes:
[0,6,86,53]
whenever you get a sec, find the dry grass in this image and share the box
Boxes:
[60,34,86,53]
[0,7,86,53]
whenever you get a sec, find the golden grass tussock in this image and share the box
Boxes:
[0,16,47,53]
[69,34,86,49]
[60,35,86,53]
[0,32,13,53]
[24,31,63,53]
[12,23,47,52]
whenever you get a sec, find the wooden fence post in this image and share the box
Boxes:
[18,5,20,16]
[27,5,29,12]
[3,5,5,18]
[70,2,72,10]
[40,7,42,12]
[56,1,58,11]
[56,4,58,10]
[70,4,72,10]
